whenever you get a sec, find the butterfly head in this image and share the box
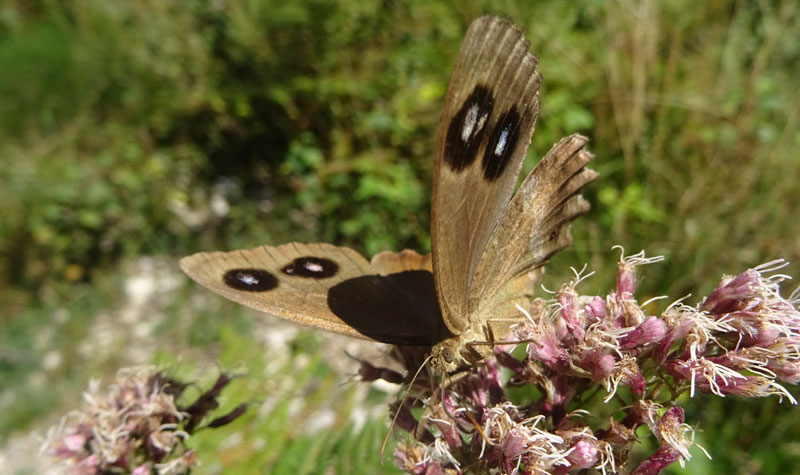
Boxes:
[431,331,492,375]
[430,345,460,374]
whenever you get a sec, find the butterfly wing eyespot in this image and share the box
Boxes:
[481,107,522,182]
[282,256,339,278]
[223,268,279,292]
[444,84,494,172]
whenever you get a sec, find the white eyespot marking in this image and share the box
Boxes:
[304,261,324,273]
[494,126,510,157]
[282,256,339,278]
[476,113,488,135]
[461,104,489,144]
[461,104,479,142]
[239,273,259,286]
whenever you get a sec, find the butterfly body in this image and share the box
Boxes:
[180,16,597,374]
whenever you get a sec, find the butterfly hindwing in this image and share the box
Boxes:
[471,134,598,319]
[180,244,447,345]
[431,17,543,333]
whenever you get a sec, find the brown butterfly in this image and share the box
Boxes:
[180,16,597,374]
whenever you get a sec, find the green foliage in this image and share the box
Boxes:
[1,0,799,473]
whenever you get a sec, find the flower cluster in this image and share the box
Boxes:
[362,251,800,474]
[43,366,247,474]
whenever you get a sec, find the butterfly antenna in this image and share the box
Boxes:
[440,368,449,413]
[380,352,434,464]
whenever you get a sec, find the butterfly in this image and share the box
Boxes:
[180,16,597,374]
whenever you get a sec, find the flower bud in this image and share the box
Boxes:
[620,316,667,350]
[566,439,599,469]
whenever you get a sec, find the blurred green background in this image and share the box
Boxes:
[1,0,798,473]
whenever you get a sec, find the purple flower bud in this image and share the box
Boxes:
[584,296,607,323]
[436,418,463,450]
[701,270,761,315]
[132,464,152,475]
[75,454,100,473]
[58,433,88,457]
[566,439,599,469]
[704,375,794,399]
[658,405,685,430]
[620,316,667,350]
[580,350,616,381]
[733,314,780,347]
[502,428,528,461]
[442,392,460,416]
[617,259,638,299]
[655,311,696,361]
[770,358,800,385]
[631,444,683,475]
[626,367,647,396]
[631,406,690,474]
[604,357,646,398]
[358,360,404,384]
[527,332,569,370]
[559,286,585,342]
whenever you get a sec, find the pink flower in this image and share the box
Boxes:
[702,269,763,315]
[632,405,705,474]
[132,464,153,475]
[44,367,239,474]
[616,257,638,298]
[558,285,585,342]
[620,316,667,350]
[584,296,607,323]
[377,253,796,474]
[579,349,616,381]
[566,439,599,469]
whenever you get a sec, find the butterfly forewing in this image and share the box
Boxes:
[180,244,447,345]
[431,17,542,333]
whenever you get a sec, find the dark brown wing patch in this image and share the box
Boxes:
[282,256,339,278]
[482,106,522,181]
[223,268,279,292]
[444,84,494,172]
[327,270,452,345]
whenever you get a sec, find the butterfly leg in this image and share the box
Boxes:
[463,318,531,355]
